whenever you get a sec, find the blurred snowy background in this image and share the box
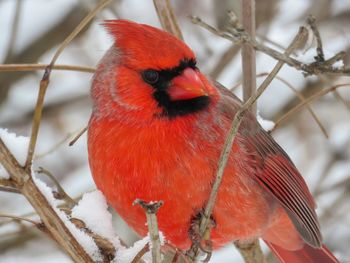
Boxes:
[0,0,349,262]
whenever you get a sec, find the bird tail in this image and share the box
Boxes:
[265,241,339,263]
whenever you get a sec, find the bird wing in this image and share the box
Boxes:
[214,81,322,248]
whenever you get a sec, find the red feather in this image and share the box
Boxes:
[88,20,339,262]
[266,242,339,263]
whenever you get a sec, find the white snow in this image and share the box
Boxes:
[115,236,151,263]
[333,59,344,69]
[72,190,119,242]
[0,128,29,179]
[71,190,169,262]
[33,176,103,262]
[257,112,275,132]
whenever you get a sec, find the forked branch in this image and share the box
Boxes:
[24,0,112,172]
[190,16,350,76]
[134,199,164,263]
[153,0,183,40]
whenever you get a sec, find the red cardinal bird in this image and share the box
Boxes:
[88,20,339,263]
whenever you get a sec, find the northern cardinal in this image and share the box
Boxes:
[88,20,339,263]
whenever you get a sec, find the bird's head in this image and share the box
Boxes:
[91,20,216,121]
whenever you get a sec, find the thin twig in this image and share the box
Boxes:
[0,4,90,106]
[210,45,240,79]
[0,211,38,227]
[0,1,114,261]
[234,240,267,263]
[307,15,325,62]
[50,0,112,67]
[0,138,94,262]
[238,2,260,260]
[24,0,112,171]
[0,213,41,227]
[256,73,328,138]
[0,139,27,185]
[190,16,350,76]
[34,133,73,159]
[272,83,350,131]
[1,143,117,261]
[209,25,295,79]
[0,63,95,73]
[320,187,349,223]
[0,178,18,189]
[6,0,22,61]
[241,0,257,113]
[131,243,150,263]
[134,199,163,263]
[0,174,21,194]
[69,127,88,146]
[153,0,183,40]
[0,185,21,194]
[333,90,350,111]
[36,167,76,207]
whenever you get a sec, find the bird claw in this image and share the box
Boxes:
[202,251,212,263]
[186,239,213,262]
[187,211,215,262]
[199,239,212,254]
[199,240,213,262]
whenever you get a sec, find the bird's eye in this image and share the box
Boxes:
[142,70,159,84]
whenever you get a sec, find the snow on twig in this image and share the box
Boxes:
[134,199,164,263]
[0,128,29,179]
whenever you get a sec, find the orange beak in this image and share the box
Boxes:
[167,68,208,101]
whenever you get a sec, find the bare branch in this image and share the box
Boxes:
[36,167,76,208]
[35,133,73,160]
[272,83,350,131]
[333,90,350,111]
[0,178,17,189]
[153,0,183,40]
[0,179,21,194]
[0,178,21,194]
[234,240,267,263]
[0,211,37,227]
[307,15,325,62]
[0,63,95,73]
[0,213,41,227]
[131,243,149,263]
[0,138,94,262]
[69,127,88,146]
[134,199,163,263]
[241,0,257,113]
[256,73,329,138]
[6,0,22,61]
[0,139,27,185]
[210,45,240,79]
[0,2,116,261]
[190,16,350,76]
[0,4,90,105]
[24,0,112,171]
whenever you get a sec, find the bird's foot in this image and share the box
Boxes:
[186,211,216,262]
